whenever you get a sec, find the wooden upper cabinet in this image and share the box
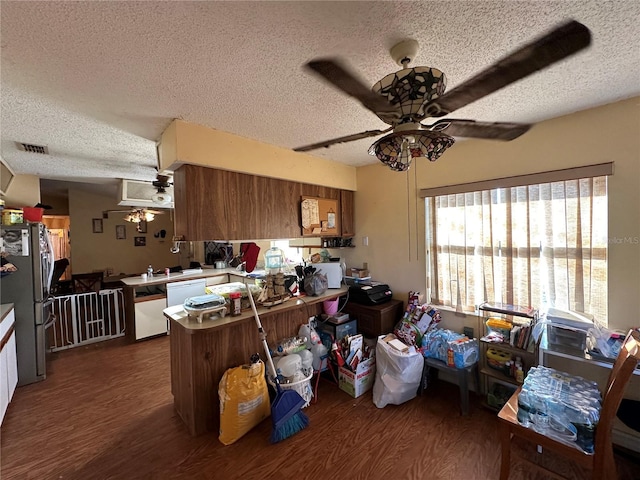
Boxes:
[173,165,242,240]
[340,190,355,237]
[173,165,345,241]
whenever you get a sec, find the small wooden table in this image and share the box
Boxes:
[422,357,480,415]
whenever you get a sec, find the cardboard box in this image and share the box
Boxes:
[338,356,376,398]
[350,268,370,278]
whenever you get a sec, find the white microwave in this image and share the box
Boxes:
[314,262,344,288]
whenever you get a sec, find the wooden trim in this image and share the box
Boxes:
[134,293,166,303]
[419,163,614,198]
[1,324,15,350]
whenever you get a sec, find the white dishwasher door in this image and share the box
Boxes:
[166,279,207,308]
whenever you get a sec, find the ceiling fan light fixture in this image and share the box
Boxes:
[371,67,447,124]
[124,209,156,223]
[124,212,139,223]
[151,192,172,205]
[369,130,455,171]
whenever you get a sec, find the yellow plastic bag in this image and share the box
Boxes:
[219,360,270,445]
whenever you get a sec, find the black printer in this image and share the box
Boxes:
[348,283,393,305]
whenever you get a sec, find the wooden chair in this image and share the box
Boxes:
[71,272,103,293]
[498,329,640,480]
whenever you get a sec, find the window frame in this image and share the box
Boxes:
[422,163,612,320]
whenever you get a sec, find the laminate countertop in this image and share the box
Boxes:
[120,267,235,288]
[164,286,348,334]
[1,303,14,323]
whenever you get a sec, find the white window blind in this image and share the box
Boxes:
[425,171,609,323]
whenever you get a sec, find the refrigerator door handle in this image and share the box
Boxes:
[45,226,55,289]
[35,324,46,377]
[44,310,57,330]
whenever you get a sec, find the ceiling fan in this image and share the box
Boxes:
[294,20,591,171]
[146,168,173,205]
[102,207,165,232]
[151,173,173,205]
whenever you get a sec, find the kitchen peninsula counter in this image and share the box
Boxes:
[120,267,234,288]
[120,268,235,340]
[164,287,348,436]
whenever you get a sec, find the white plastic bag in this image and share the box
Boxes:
[373,338,424,408]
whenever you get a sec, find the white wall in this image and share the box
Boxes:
[2,174,40,208]
[68,188,177,276]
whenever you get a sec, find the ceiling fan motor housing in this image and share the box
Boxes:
[372,67,447,124]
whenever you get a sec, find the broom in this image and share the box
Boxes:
[247,286,309,443]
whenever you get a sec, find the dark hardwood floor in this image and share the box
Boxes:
[1,337,637,479]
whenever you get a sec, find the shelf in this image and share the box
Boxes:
[479,304,538,396]
[539,329,640,376]
[479,302,537,319]
[480,366,522,386]
[480,339,535,355]
[321,237,354,248]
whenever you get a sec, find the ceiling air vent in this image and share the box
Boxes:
[16,142,49,154]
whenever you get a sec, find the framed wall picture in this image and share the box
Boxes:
[115,225,126,240]
[92,218,103,233]
[134,236,146,247]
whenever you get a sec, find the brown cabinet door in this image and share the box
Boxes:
[173,165,345,241]
[340,190,355,237]
[173,165,242,240]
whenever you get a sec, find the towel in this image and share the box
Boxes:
[240,242,260,273]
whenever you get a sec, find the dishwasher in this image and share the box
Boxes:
[167,279,207,308]
[166,279,207,334]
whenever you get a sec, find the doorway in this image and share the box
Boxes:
[43,215,71,280]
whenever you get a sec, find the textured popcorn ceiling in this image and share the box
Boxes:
[1,1,639,193]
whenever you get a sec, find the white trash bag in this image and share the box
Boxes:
[373,337,424,408]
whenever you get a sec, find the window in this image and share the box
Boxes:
[423,166,611,324]
[273,240,304,266]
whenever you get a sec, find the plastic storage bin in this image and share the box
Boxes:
[318,317,357,341]
[486,347,512,375]
[1,209,22,225]
[23,207,44,222]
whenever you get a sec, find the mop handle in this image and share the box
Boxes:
[247,286,279,383]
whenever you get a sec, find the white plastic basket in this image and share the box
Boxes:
[269,372,314,408]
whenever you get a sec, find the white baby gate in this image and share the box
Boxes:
[47,289,126,351]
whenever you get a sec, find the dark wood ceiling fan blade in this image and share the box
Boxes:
[423,20,591,117]
[294,128,392,152]
[427,119,532,141]
[305,59,395,116]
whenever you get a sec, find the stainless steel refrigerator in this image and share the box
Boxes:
[1,223,54,385]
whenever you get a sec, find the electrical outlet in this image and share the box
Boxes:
[362,236,369,246]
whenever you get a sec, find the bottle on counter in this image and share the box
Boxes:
[230,292,242,316]
[147,265,154,277]
[164,267,170,276]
